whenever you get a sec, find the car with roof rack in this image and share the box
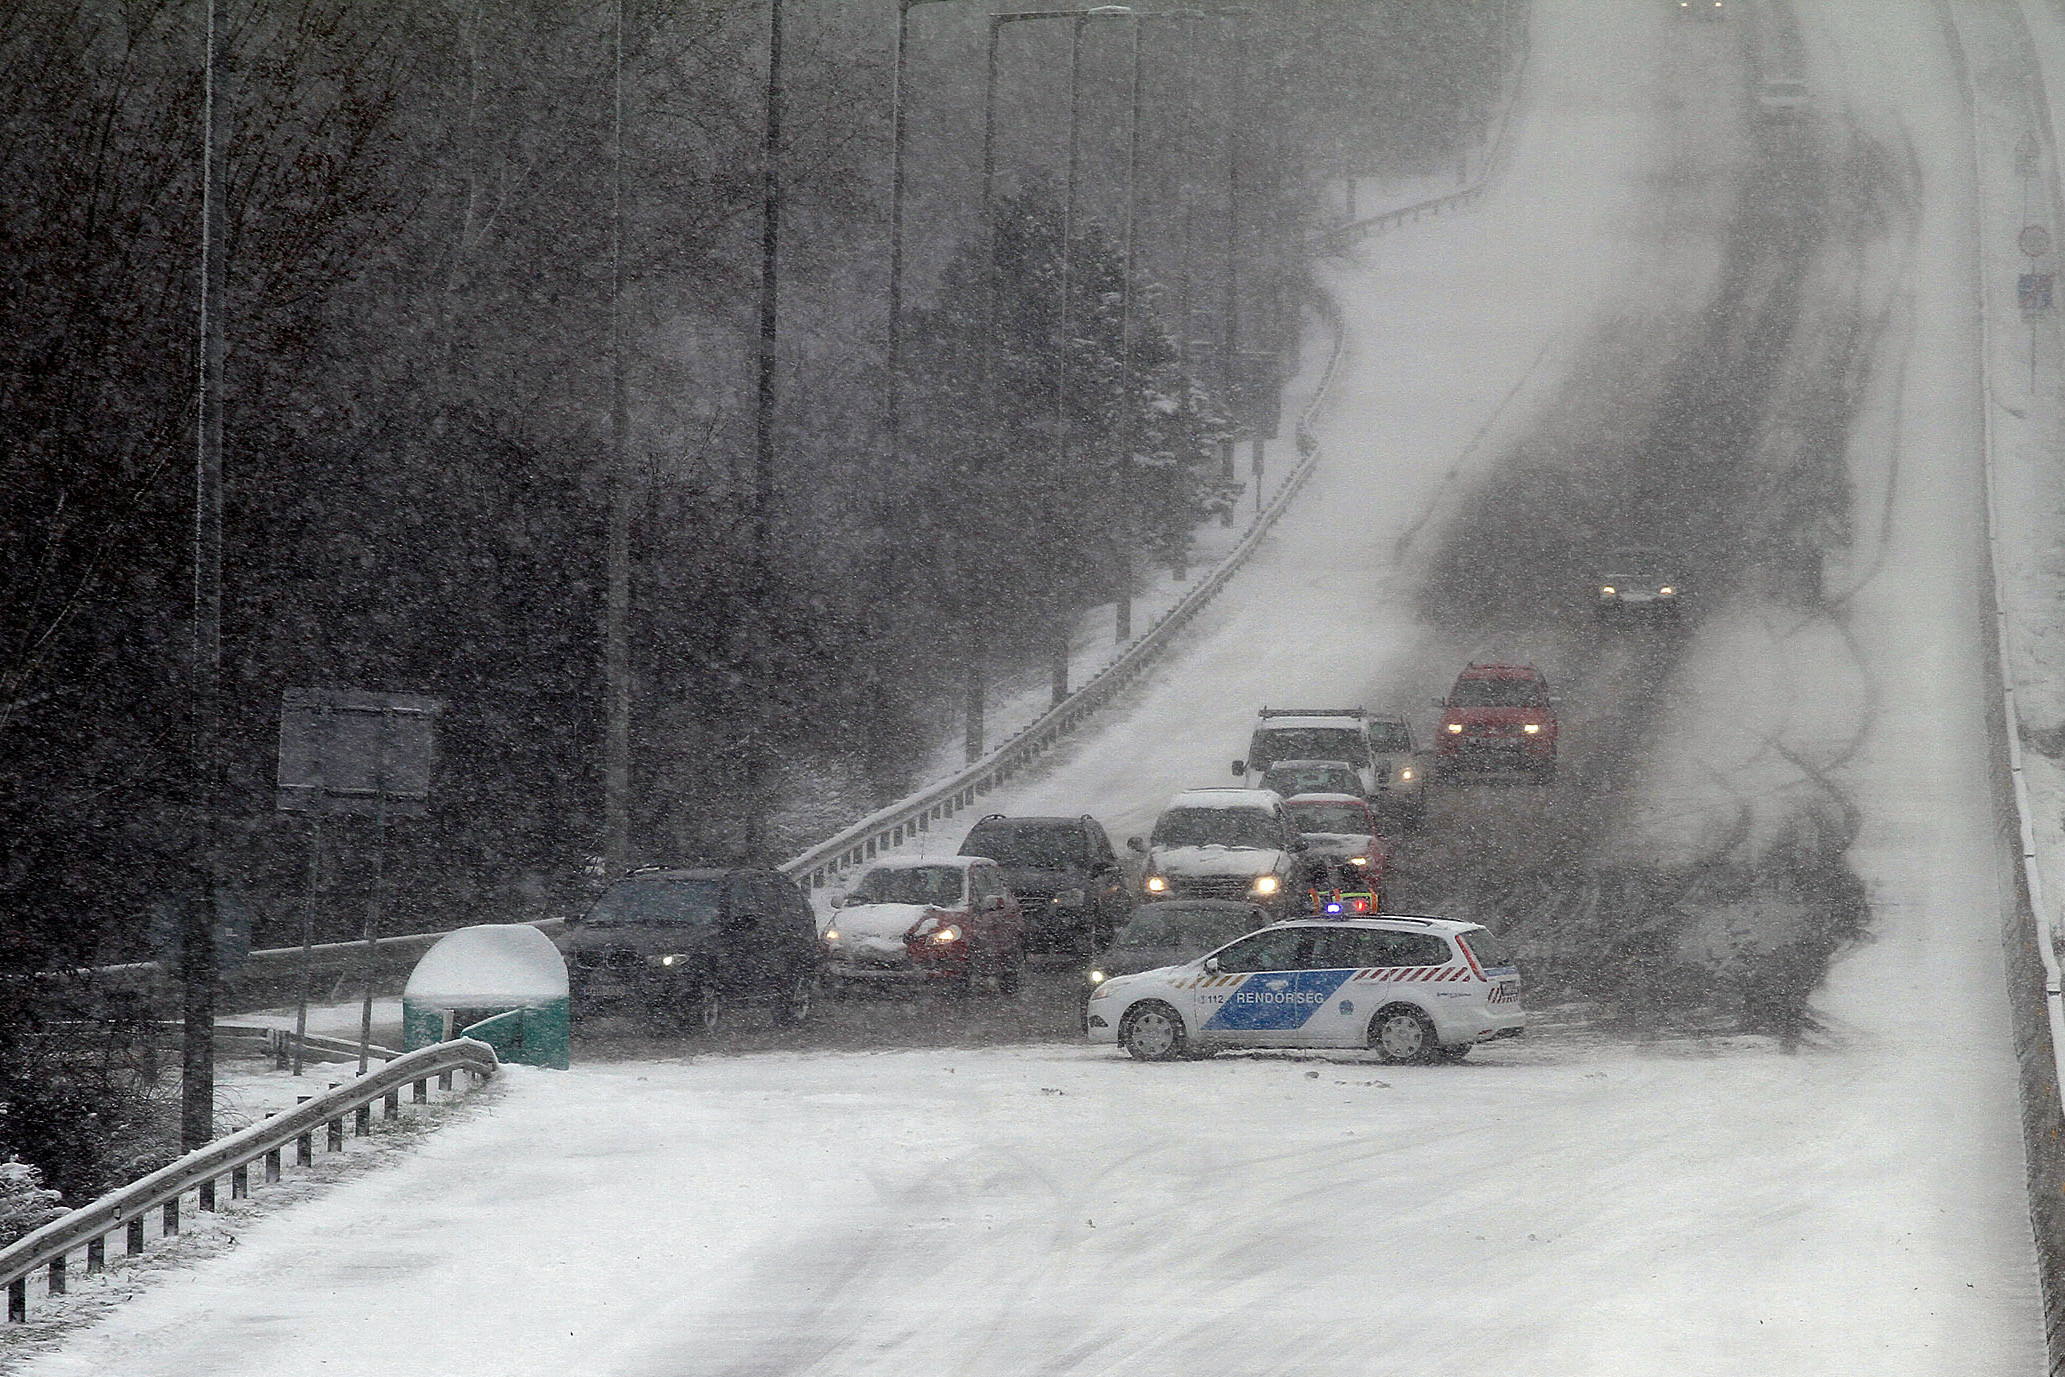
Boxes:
[1234,706,1428,827]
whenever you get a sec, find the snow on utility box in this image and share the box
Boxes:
[402,924,571,1069]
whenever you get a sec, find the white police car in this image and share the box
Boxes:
[1085,916,1522,1063]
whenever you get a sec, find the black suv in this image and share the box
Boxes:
[958,814,1132,954]
[557,866,822,1032]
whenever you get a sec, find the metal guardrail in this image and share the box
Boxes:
[779,291,1350,895]
[1,1037,498,1324]
[1321,12,1529,251]
[776,31,1532,897]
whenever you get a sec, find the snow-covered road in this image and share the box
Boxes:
[10,0,2049,1371]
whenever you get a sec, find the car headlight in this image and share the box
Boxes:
[1145,875,1167,893]
[931,925,963,944]
[650,953,691,968]
[823,928,840,942]
[1399,767,1414,781]
[1446,722,1463,734]
[1600,585,1616,596]
[1089,981,1113,1000]
[1252,875,1279,896]
[1088,969,1106,984]
[1523,723,1540,734]
[1056,889,1086,908]
[1659,585,1675,596]
[1349,856,1368,867]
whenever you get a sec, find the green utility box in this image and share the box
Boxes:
[402,924,571,1069]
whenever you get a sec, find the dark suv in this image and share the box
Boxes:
[958,814,1133,953]
[557,866,822,1032]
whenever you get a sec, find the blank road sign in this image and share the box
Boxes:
[276,688,441,816]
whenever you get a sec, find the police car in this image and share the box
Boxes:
[1085,916,1523,1064]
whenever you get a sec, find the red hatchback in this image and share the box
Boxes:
[1435,664,1558,782]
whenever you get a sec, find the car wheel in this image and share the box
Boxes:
[1535,758,1558,785]
[773,968,816,1026]
[697,985,724,1035]
[1368,1005,1438,1064]
[1119,1001,1188,1061]
[1434,1043,1473,1063]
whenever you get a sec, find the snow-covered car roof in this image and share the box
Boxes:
[1165,787,1284,810]
[863,854,990,872]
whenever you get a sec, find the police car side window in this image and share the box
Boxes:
[1371,932,1452,967]
[1308,929,1387,969]
[1215,928,1311,973]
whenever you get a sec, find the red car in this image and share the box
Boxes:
[1284,793,1391,907]
[823,856,1027,995]
[1435,663,1558,782]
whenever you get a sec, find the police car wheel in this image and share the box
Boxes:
[1120,1002,1187,1061]
[1368,1006,1438,1064]
[1434,1043,1472,1063]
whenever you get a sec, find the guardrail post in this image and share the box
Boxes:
[162,1198,178,1236]
[230,1165,248,1200]
[46,1256,64,1297]
[382,1090,399,1120]
[354,1105,371,1137]
[265,1147,282,1184]
[126,1218,143,1256]
[437,1070,452,1091]
[198,1178,216,1212]
[326,1118,343,1153]
[87,1235,105,1274]
[8,1276,23,1323]
[297,1129,312,1166]
[412,1078,427,1104]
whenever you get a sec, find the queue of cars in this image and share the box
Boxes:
[558,687,1549,1057]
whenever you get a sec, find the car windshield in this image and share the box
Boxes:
[1289,802,1376,835]
[849,865,966,907]
[961,825,1082,870]
[1248,727,1367,769]
[1367,722,1412,752]
[1263,763,1358,794]
[1151,807,1282,849]
[581,876,723,927]
[1113,907,1255,952]
[1449,677,1546,708]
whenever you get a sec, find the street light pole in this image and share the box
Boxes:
[603,0,631,878]
[746,0,787,850]
[184,0,229,1154]
[1047,12,1088,708]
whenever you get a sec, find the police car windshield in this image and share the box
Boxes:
[583,876,723,927]
[849,865,967,907]
[1289,802,1375,835]
[961,825,1080,870]
[1249,728,1366,769]
[1449,678,1545,708]
[1114,907,1253,952]
[1367,722,1411,752]
[1152,807,1281,850]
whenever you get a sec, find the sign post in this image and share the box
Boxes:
[276,689,440,1074]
